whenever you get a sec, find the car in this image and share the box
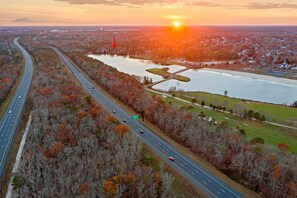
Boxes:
[89,87,92,89]
[168,157,174,161]
[18,96,21,99]
[84,81,87,84]
[112,109,116,113]
[9,110,12,114]
[123,119,127,122]
[139,129,144,134]
[92,86,94,89]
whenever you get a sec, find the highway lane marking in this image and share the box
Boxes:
[217,191,221,195]
[207,179,212,183]
[221,189,226,193]
[203,181,207,184]
[191,171,195,175]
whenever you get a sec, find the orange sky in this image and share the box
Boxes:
[1,0,297,26]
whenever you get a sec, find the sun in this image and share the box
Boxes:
[173,21,182,28]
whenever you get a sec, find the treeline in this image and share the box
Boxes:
[68,51,297,198]
[13,43,183,197]
[0,39,22,107]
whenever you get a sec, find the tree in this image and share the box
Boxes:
[199,112,206,118]
[78,182,89,194]
[191,98,197,104]
[253,112,261,121]
[247,110,254,120]
[292,101,297,108]
[260,115,266,122]
[12,175,23,189]
[224,90,228,96]
[201,100,205,106]
[114,124,130,136]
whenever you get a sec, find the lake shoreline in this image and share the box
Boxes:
[205,68,297,86]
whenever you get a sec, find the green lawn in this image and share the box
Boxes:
[174,91,297,125]
[150,93,297,154]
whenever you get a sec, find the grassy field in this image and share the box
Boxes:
[148,91,297,153]
[146,68,190,82]
[173,91,297,125]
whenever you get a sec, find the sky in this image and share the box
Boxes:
[1,0,297,26]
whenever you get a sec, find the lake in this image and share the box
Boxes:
[88,54,297,105]
[88,54,185,82]
[153,69,297,105]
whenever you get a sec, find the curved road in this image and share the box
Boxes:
[0,38,33,179]
[53,48,244,198]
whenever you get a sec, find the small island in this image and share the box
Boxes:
[146,67,191,82]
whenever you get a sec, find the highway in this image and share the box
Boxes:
[53,47,244,198]
[0,38,33,179]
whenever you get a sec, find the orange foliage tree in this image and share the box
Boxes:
[103,181,118,196]
[78,182,89,194]
[105,115,119,124]
[103,173,137,196]
[114,124,130,137]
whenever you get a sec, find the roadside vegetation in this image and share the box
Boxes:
[146,68,190,82]
[12,40,194,197]
[0,36,22,118]
[66,51,297,198]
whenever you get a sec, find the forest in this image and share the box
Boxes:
[67,51,297,198]
[11,40,191,197]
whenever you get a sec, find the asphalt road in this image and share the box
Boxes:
[53,47,244,198]
[0,38,33,179]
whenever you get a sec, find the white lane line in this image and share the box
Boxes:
[221,189,226,193]
[217,191,221,195]
[203,181,207,184]
[207,179,212,183]
[191,171,195,175]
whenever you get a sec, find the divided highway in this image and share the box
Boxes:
[53,47,244,198]
[0,38,33,179]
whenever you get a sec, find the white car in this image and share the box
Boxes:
[18,96,22,99]
[9,110,12,114]
[84,82,87,84]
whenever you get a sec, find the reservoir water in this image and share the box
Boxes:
[88,54,185,82]
[88,54,297,105]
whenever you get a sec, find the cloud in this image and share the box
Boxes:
[12,17,48,23]
[55,0,179,6]
[188,2,297,9]
[55,0,297,10]
[245,3,297,9]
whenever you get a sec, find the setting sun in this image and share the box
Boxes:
[173,21,182,28]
